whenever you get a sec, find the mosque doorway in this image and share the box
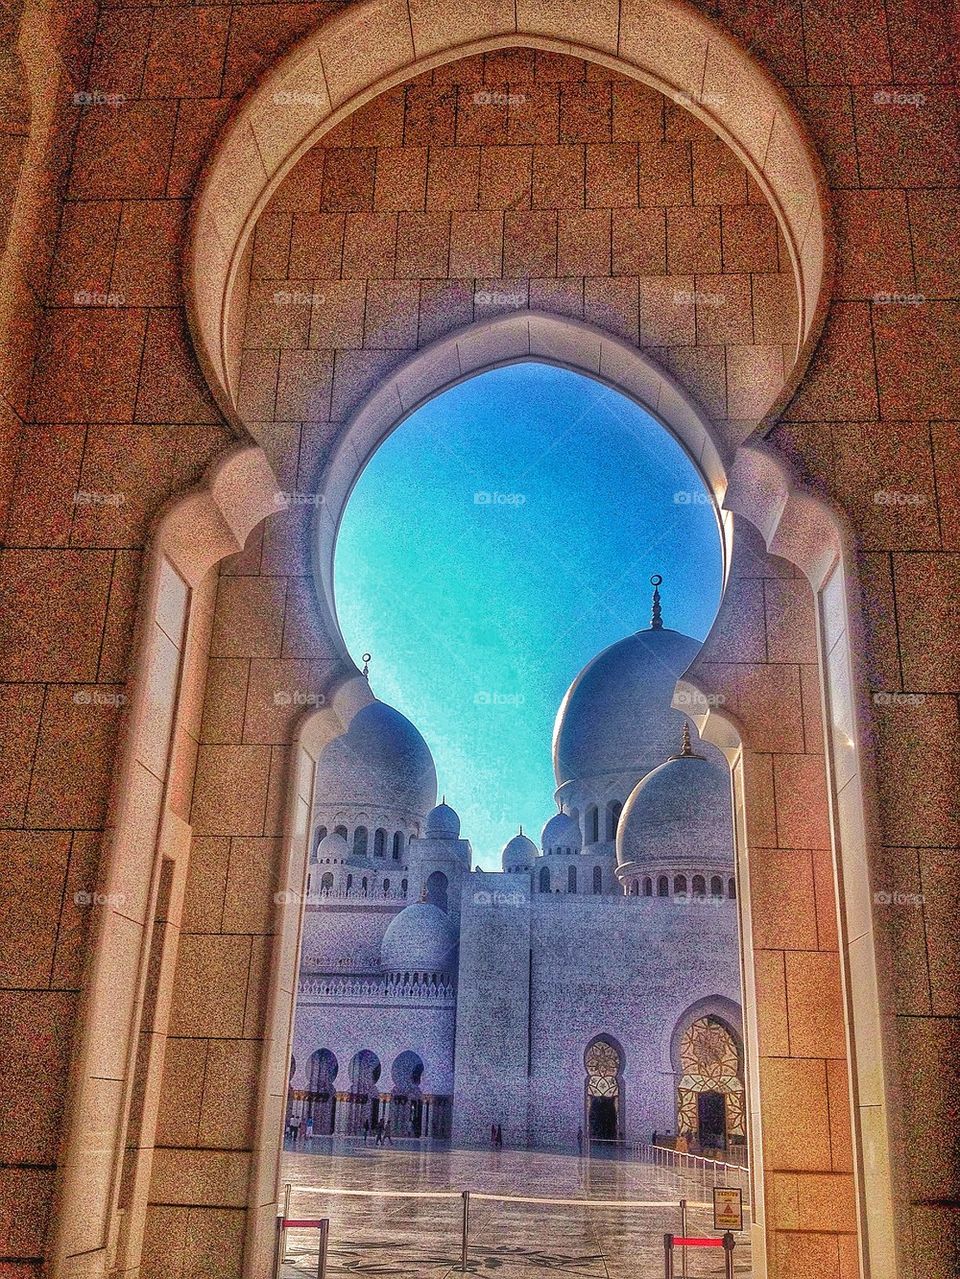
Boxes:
[585,1039,623,1146]
[697,1092,726,1149]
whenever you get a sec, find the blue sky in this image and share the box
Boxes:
[334,363,722,869]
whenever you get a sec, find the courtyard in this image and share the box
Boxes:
[278,1145,751,1278]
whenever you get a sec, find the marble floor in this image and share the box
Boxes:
[278,1143,752,1279]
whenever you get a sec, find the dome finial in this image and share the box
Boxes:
[362,651,372,677]
[650,575,663,629]
[680,721,692,756]
[519,823,523,836]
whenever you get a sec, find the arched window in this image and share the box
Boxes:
[346,874,353,891]
[374,828,386,857]
[676,1016,745,1148]
[314,825,327,852]
[585,1037,623,1143]
[334,824,347,839]
[657,875,669,897]
[728,877,737,899]
[392,831,403,860]
[567,864,577,893]
[674,874,687,896]
[539,866,550,893]
[692,874,706,897]
[383,878,390,894]
[593,865,603,895]
[401,878,408,894]
[353,826,368,857]
[605,800,622,841]
[643,877,652,896]
[306,873,311,893]
[426,870,449,912]
[586,805,599,844]
[320,872,333,892]
[711,875,723,897]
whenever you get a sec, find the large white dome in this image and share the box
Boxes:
[541,811,582,855]
[501,831,537,871]
[315,701,437,815]
[616,744,733,870]
[552,625,702,788]
[380,902,459,974]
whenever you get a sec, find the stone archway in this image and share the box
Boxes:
[45,8,901,1279]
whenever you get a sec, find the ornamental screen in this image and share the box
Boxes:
[676,1016,745,1138]
[586,1039,621,1098]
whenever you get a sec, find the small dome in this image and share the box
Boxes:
[616,737,732,869]
[541,811,582,855]
[553,625,702,787]
[315,701,437,815]
[381,902,458,975]
[501,831,537,871]
[316,831,349,860]
[425,800,461,840]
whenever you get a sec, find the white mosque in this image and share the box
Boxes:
[287,582,745,1154]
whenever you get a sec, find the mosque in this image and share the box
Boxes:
[287,584,745,1154]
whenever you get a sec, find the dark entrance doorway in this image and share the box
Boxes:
[589,1094,618,1141]
[698,1091,726,1148]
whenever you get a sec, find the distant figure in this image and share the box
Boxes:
[652,1130,658,1146]
[305,1117,314,1141]
[374,1121,383,1147]
[290,1114,301,1143]
[363,1119,370,1144]
[495,1124,503,1149]
[577,1126,583,1155]
[491,1122,497,1146]
[384,1121,394,1146]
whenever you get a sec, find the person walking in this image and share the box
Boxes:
[374,1120,383,1147]
[384,1121,394,1146]
[577,1126,583,1156]
[495,1124,503,1149]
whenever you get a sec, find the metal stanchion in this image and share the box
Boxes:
[317,1219,329,1279]
[679,1200,688,1279]
[460,1190,470,1271]
[663,1233,674,1279]
[274,1183,292,1278]
[723,1231,735,1279]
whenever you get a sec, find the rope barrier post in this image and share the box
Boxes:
[317,1219,329,1279]
[663,1233,674,1279]
[461,1190,470,1272]
[274,1182,292,1279]
[679,1200,687,1279]
[723,1231,735,1279]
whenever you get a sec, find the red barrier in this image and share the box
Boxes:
[672,1237,724,1247]
[281,1219,327,1228]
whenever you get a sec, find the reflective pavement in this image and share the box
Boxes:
[278,1142,752,1278]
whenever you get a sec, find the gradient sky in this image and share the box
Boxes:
[334,363,723,869]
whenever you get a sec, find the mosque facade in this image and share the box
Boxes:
[287,594,745,1154]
